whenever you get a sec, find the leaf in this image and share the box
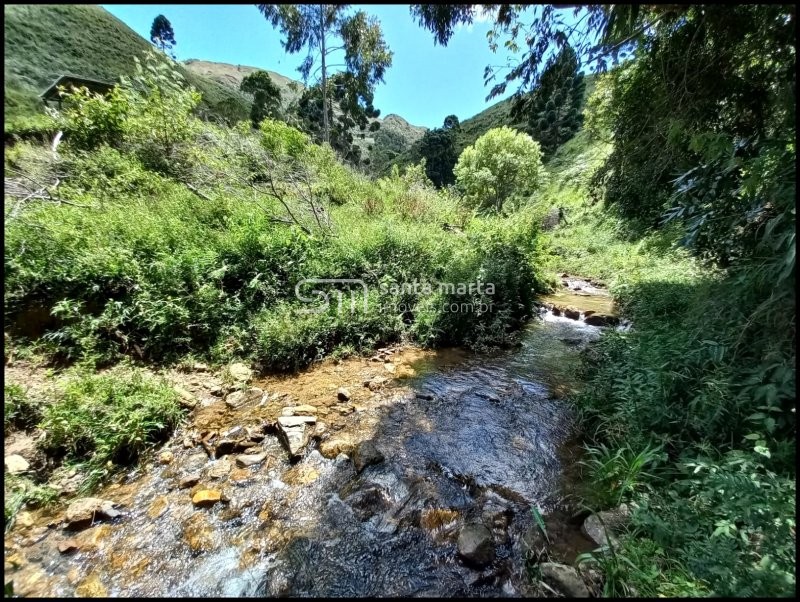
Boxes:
[531,505,550,543]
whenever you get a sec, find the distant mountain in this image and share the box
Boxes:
[4,5,250,123]
[184,59,428,172]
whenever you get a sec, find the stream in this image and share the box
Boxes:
[4,278,617,597]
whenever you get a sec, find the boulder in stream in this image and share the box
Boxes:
[337,387,351,401]
[584,313,619,327]
[563,307,580,320]
[277,415,316,460]
[64,498,122,530]
[539,562,590,597]
[352,440,384,473]
[457,523,495,568]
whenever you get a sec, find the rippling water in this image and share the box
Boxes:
[5,309,604,597]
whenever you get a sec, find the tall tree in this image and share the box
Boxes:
[240,70,283,127]
[149,15,176,58]
[417,114,460,187]
[256,4,392,147]
[510,44,585,155]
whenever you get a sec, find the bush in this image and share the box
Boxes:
[4,383,41,434]
[454,126,544,212]
[39,366,182,485]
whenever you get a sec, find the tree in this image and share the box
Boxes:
[240,70,283,127]
[150,15,176,58]
[510,44,585,155]
[453,126,544,212]
[257,5,392,148]
[417,115,460,187]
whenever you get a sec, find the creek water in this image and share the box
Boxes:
[5,281,614,597]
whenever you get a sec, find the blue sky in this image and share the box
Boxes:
[101,4,522,128]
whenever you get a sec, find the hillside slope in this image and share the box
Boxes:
[185,58,428,171]
[183,59,305,110]
[4,4,250,122]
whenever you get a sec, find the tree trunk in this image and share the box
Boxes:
[320,4,330,145]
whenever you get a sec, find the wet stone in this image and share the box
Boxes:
[457,523,495,568]
[235,452,268,467]
[352,440,384,473]
[178,474,201,489]
[64,498,121,530]
[192,489,222,508]
[539,563,590,598]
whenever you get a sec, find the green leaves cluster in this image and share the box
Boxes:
[454,126,544,212]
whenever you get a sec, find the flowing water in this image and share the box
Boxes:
[5,280,615,597]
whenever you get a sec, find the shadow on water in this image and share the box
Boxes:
[5,305,608,597]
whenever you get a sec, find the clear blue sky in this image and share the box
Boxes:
[101,4,523,128]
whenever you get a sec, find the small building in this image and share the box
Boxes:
[40,75,116,109]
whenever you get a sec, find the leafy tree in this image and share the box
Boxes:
[510,44,585,155]
[239,70,283,127]
[417,115,460,187]
[257,4,392,148]
[296,71,381,166]
[149,14,176,58]
[453,126,543,212]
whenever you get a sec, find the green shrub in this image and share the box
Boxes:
[3,383,41,433]
[454,126,545,212]
[39,366,182,485]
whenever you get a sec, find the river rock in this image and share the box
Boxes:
[319,437,355,459]
[584,313,620,327]
[192,489,222,508]
[384,362,396,374]
[277,416,315,459]
[281,404,318,416]
[206,458,232,479]
[64,498,122,530]
[179,474,201,489]
[214,438,241,457]
[277,415,317,428]
[5,454,30,474]
[172,385,197,408]
[225,387,262,409]
[158,450,174,465]
[235,452,268,467]
[582,503,631,548]
[183,512,217,552]
[457,523,495,567]
[228,362,253,383]
[352,440,384,473]
[58,538,79,554]
[539,563,590,597]
[364,376,388,391]
[337,387,351,401]
[563,307,580,320]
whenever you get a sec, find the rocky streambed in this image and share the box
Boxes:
[4,276,623,597]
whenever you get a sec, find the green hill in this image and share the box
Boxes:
[4,4,250,122]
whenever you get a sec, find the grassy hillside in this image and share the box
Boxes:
[183,58,305,109]
[4,4,249,123]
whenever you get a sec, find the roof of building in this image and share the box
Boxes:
[40,74,116,101]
